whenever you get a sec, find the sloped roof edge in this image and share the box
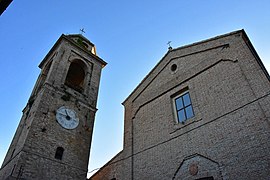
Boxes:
[122,29,247,105]
[39,34,107,69]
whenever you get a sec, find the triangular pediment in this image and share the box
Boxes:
[122,30,248,116]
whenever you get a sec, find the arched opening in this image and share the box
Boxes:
[65,59,86,92]
[55,147,64,160]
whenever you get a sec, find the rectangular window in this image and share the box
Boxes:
[174,92,194,123]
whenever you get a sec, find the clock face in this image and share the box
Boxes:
[56,106,79,129]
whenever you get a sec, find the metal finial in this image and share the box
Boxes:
[167,41,172,50]
[80,28,86,34]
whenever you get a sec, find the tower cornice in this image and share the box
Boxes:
[39,34,107,69]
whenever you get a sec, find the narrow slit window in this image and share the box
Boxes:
[55,147,64,160]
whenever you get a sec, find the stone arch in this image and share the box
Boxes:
[172,154,223,180]
[65,59,87,92]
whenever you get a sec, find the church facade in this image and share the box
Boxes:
[91,30,270,179]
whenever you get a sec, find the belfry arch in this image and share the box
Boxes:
[65,59,87,92]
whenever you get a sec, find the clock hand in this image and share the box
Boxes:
[64,110,71,120]
[58,112,67,116]
[65,109,69,116]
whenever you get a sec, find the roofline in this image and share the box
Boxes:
[241,30,270,81]
[169,29,243,53]
[39,34,107,68]
[89,150,123,179]
[67,34,95,47]
[122,29,268,105]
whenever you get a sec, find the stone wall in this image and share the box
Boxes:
[91,30,270,179]
[0,34,106,180]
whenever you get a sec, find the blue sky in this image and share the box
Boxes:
[0,0,270,177]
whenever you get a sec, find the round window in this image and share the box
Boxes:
[171,64,177,72]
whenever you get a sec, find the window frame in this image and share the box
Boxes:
[173,91,195,124]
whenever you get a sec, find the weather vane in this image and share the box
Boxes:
[167,41,172,50]
[80,28,86,34]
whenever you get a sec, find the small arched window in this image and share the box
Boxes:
[65,60,86,92]
[55,147,64,160]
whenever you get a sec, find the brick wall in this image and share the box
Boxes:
[91,30,270,180]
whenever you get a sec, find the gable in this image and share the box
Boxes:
[124,30,246,117]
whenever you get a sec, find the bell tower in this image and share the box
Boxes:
[0,34,106,179]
